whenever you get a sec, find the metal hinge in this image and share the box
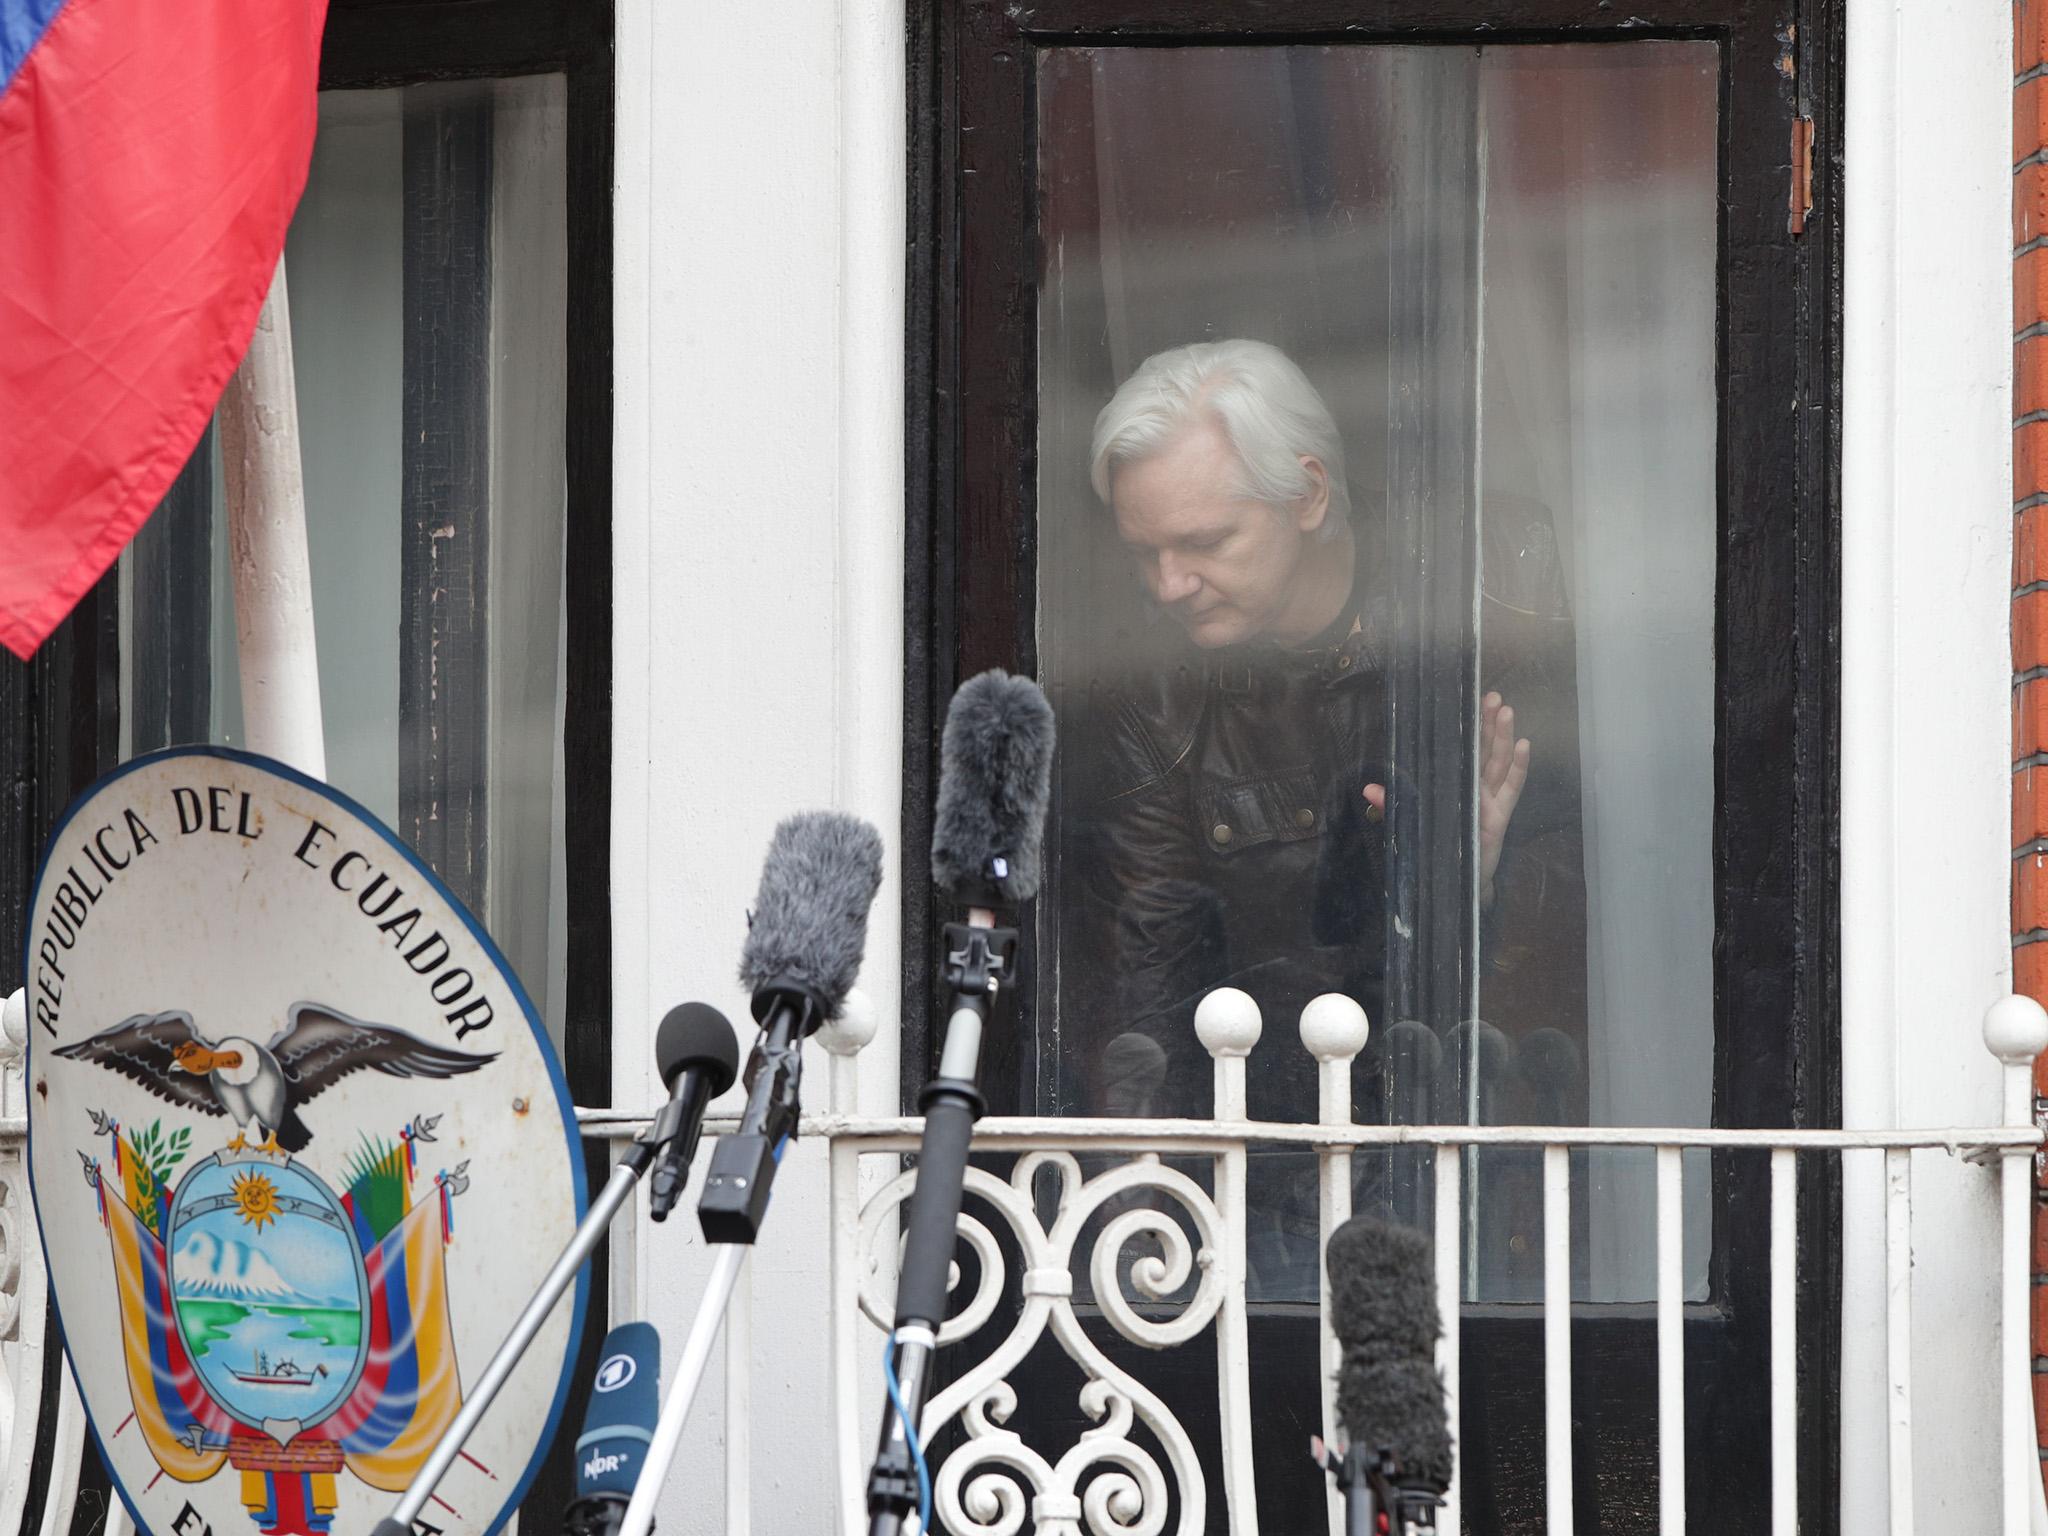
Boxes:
[1789,114,1814,236]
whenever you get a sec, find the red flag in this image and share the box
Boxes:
[0,0,327,659]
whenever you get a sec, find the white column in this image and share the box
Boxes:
[818,998,879,1534]
[1769,1149,1796,1536]
[1544,1145,1573,1536]
[1434,1146,1463,1535]
[1196,988,1261,1536]
[1656,1145,1684,1536]
[1883,1149,1913,1535]
[217,261,326,778]
[1301,994,1369,1536]
[1984,995,2048,1536]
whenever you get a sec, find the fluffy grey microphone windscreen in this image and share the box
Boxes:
[1327,1215,1454,1491]
[929,669,1056,905]
[738,812,885,1017]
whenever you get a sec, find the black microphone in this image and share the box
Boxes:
[868,671,1055,1536]
[561,1321,661,1536]
[698,812,884,1244]
[1318,1214,1453,1535]
[897,670,1054,1320]
[645,1004,742,1222]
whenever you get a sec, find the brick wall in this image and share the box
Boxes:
[2020,0,2048,1481]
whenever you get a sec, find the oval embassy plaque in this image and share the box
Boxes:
[25,748,588,1536]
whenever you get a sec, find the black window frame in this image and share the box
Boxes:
[902,0,1843,1529]
[0,4,615,1533]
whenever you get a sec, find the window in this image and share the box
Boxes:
[123,74,575,1043]
[1038,41,1720,1307]
[910,3,1838,1530]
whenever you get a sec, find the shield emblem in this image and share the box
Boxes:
[167,1153,369,1436]
[28,747,588,1536]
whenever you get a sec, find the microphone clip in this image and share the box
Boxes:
[940,921,1018,1000]
[639,1085,708,1223]
[1311,1438,1441,1536]
[698,992,812,1245]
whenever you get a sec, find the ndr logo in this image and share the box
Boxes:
[594,1353,637,1391]
[584,1449,632,1480]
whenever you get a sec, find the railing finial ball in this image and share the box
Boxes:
[1299,992,1370,1062]
[819,985,879,1056]
[1194,987,1262,1058]
[0,987,24,1056]
[1983,992,2048,1065]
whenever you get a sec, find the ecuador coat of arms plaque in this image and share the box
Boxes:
[24,748,588,1536]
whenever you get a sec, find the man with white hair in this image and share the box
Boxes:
[1081,339,1545,1145]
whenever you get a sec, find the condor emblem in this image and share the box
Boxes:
[25,748,587,1536]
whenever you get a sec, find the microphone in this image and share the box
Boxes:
[867,671,1055,1536]
[645,1004,742,1222]
[698,811,884,1244]
[1317,1214,1453,1535]
[737,810,885,1016]
[617,817,886,1536]
[929,667,1057,912]
[562,1322,661,1536]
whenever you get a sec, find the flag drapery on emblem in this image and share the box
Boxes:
[94,1124,470,1535]
[0,0,327,659]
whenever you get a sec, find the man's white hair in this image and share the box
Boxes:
[1089,338,1350,539]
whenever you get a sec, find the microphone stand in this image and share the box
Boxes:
[617,996,813,1536]
[368,1091,710,1536]
[865,913,1017,1536]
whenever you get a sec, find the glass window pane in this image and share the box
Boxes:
[1036,42,1717,1302]
[121,75,572,1047]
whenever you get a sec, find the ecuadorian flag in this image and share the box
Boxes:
[103,1192,239,1482]
[325,1192,464,1488]
[0,0,326,659]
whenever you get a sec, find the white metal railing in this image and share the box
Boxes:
[573,989,2048,1536]
[2,992,94,1536]
[6,985,2044,1536]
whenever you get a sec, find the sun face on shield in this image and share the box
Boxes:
[231,1169,281,1232]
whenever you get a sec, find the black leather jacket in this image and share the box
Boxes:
[1075,505,1588,1128]
[1079,610,1394,1121]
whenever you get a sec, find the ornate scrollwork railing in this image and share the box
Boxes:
[798,989,2048,1536]
[818,990,1272,1536]
[852,1149,1235,1536]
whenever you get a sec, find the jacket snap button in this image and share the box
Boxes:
[1212,823,1233,845]
[1294,809,1315,828]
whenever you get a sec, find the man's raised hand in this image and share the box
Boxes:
[1360,689,1531,905]
[1477,690,1531,902]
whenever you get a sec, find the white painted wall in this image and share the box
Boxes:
[1840,0,2015,1528]
[604,0,2018,1527]
[611,0,904,1529]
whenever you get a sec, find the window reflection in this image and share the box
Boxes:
[121,76,572,1047]
[1036,42,1717,1302]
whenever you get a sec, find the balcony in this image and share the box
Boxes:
[6,986,2044,1536]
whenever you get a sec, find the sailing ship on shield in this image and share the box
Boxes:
[59,1003,496,1536]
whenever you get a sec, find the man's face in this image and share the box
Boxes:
[1110,419,1327,649]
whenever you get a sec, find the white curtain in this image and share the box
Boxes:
[1479,44,1719,1297]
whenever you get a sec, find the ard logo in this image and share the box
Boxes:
[26,749,588,1536]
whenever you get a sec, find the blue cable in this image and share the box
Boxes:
[881,1333,933,1533]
